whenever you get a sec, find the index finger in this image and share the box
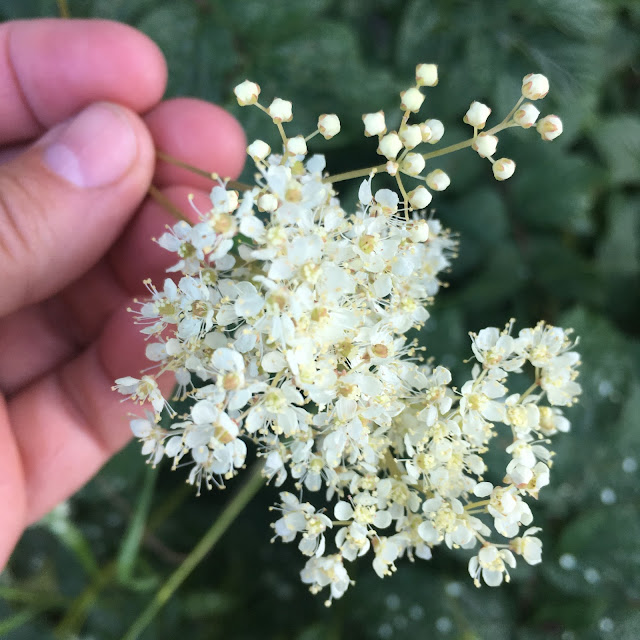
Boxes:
[0,18,167,144]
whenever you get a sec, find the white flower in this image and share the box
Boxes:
[114,376,165,414]
[464,101,491,129]
[492,158,516,181]
[510,527,543,564]
[300,555,351,605]
[468,545,517,587]
[522,73,549,100]
[537,114,563,141]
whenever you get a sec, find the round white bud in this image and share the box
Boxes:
[464,101,492,129]
[424,119,444,143]
[426,169,450,191]
[258,193,278,212]
[409,219,430,242]
[492,158,516,181]
[377,132,403,159]
[408,187,432,211]
[536,114,563,141]
[318,113,341,139]
[419,123,432,143]
[268,98,293,123]
[247,139,271,162]
[472,133,498,158]
[400,87,425,113]
[399,124,423,149]
[363,111,387,137]
[234,80,260,106]
[416,63,438,87]
[385,160,399,176]
[514,103,540,128]
[286,135,307,156]
[401,152,426,176]
[522,73,549,100]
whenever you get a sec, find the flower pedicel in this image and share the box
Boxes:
[114,65,580,604]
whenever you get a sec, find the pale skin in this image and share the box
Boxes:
[0,18,247,568]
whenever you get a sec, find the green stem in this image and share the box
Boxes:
[0,586,69,608]
[54,479,192,637]
[57,0,70,18]
[324,101,520,186]
[54,561,117,639]
[121,464,265,640]
[0,607,47,636]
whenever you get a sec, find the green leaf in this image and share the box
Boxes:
[511,148,601,232]
[591,115,640,184]
[597,195,640,276]
[116,464,159,591]
[528,0,610,39]
[135,3,199,98]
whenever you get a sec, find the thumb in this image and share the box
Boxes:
[0,101,155,317]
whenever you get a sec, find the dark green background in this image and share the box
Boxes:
[2,1,640,638]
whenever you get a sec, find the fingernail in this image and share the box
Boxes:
[43,103,138,188]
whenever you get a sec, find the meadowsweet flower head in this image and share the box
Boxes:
[118,65,579,602]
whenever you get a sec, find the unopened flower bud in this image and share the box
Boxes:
[416,63,438,87]
[472,133,498,158]
[318,113,341,139]
[408,187,432,211]
[401,152,426,176]
[399,124,422,149]
[514,103,540,128]
[268,98,293,123]
[400,87,425,112]
[234,80,260,106]
[419,123,432,143]
[426,169,450,191]
[287,135,307,156]
[410,219,430,242]
[522,73,549,100]
[258,193,278,212]
[492,158,516,180]
[464,101,492,129]
[378,132,403,159]
[424,119,444,143]
[536,114,563,141]
[247,139,271,162]
[385,160,399,176]
[363,111,387,137]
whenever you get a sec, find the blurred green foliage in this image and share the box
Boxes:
[2,0,640,638]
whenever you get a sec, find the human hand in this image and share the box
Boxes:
[0,18,246,568]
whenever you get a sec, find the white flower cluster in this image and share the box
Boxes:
[115,65,579,604]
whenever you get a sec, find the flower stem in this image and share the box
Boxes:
[148,185,190,223]
[323,99,521,186]
[155,150,252,192]
[57,0,70,18]
[121,464,265,640]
